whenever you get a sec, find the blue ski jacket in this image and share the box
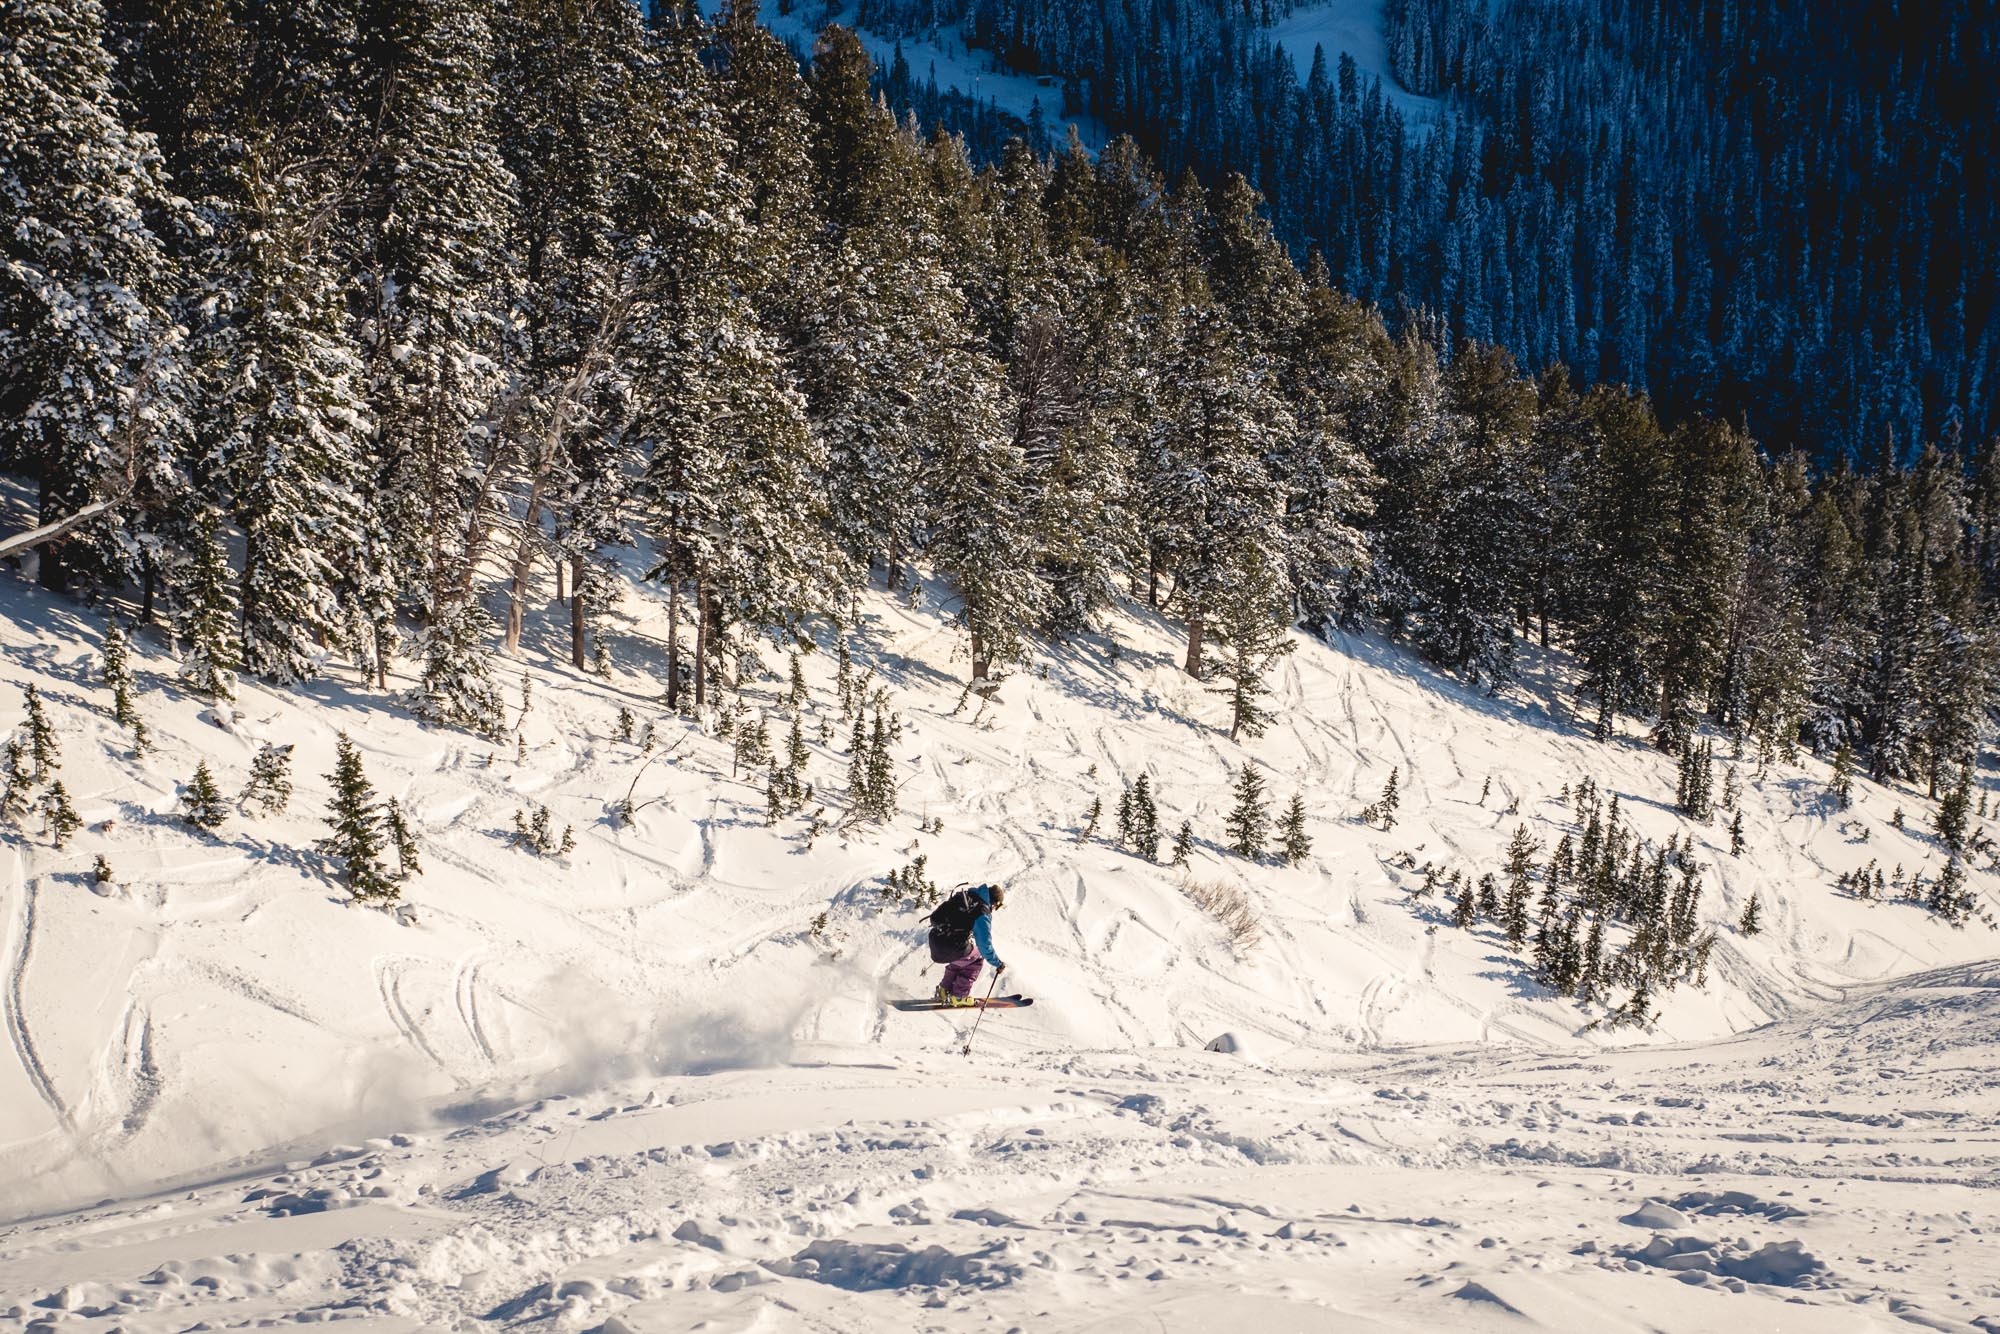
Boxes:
[969,884,1004,968]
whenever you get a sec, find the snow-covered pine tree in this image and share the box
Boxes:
[1278,793,1311,866]
[1171,818,1193,866]
[0,739,30,821]
[1224,764,1268,859]
[363,0,515,685]
[0,0,189,594]
[1729,810,1745,856]
[1454,874,1477,928]
[42,779,81,847]
[1829,742,1856,808]
[385,797,420,879]
[1211,541,1295,741]
[21,684,59,781]
[1935,769,1972,851]
[1129,775,1160,861]
[1145,304,1291,680]
[240,742,292,815]
[179,759,226,829]
[1737,891,1763,936]
[323,732,396,901]
[178,511,238,700]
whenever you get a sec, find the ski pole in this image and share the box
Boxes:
[961,969,1001,1058]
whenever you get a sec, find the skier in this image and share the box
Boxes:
[927,882,1006,1006]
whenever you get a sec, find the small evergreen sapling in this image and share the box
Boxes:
[1360,767,1400,828]
[323,733,397,902]
[1829,743,1855,809]
[1729,810,1745,857]
[93,854,114,884]
[22,684,59,781]
[1453,874,1476,928]
[1278,793,1311,866]
[1934,770,1971,851]
[240,743,293,815]
[1,738,32,821]
[1128,775,1160,860]
[1477,871,1501,919]
[385,798,421,879]
[1225,764,1268,859]
[1171,820,1194,867]
[615,707,634,743]
[43,780,81,847]
[179,760,228,830]
[1737,891,1763,936]
[1078,793,1103,842]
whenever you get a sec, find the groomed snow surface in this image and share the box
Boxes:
[1,561,1996,1331]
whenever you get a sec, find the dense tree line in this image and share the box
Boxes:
[851,0,1998,466]
[2,0,1993,791]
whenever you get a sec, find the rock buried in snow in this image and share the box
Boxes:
[767,1238,1020,1291]
[1721,1240,1825,1286]
[1621,1199,1692,1230]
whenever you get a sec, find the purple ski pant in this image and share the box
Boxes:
[940,945,984,998]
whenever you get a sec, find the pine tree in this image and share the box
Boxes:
[1928,856,1974,924]
[42,779,81,847]
[179,760,227,830]
[1079,793,1103,841]
[1502,827,1535,948]
[1935,769,1972,851]
[21,684,59,781]
[1225,764,1269,859]
[1721,764,1742,811]
[179,513,239,700]
[1210,543,1295,740]
[1172,819,1194,867]
[323,732,396,901]
[105,615,142,734]
[1738,891,1763,936]
[1129,774,1160,861]
[1729,810,1746,857]
[787,711,809,772]
[0,739,31,821]
[1478,871,1502,920]
[1829,742,1855,809]
[240,743,293,815]
[385,797,421,880]
[0,0,190,594]
[1278,793,1312,866]
[847,717,871,818]
[1115,783,1135,848]
[1454,873,1477,928]
[411,600,505,735]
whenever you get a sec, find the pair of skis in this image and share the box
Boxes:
[889,992,1033,1012]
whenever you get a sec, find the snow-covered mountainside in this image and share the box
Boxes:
[1,566,1995,1328]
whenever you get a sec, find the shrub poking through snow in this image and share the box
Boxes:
[179,760,228,830]
[93,854,113,884]
[1180,875,1262,954]
[882,855,937,904]
[511,805,575,857]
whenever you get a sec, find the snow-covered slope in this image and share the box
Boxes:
[0,562,1995,1327]
[1270,0,1440,122]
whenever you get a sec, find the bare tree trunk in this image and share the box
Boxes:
[1184,613,1205,679]
[1147,550,1160,607]
[570,553,587,669]
[694,575,709,710]
[885,533,903,591]
[665,574,681,709]
[555,557,566,604]
[970,621,989,682]
[502,482,545,655]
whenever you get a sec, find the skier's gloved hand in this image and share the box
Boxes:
[994,962,1007,976]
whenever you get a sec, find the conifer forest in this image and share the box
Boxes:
[5,0,1994,796]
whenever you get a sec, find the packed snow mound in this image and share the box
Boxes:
[0,562,1993,1220]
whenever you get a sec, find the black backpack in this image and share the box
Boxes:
[926,885,988,962]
